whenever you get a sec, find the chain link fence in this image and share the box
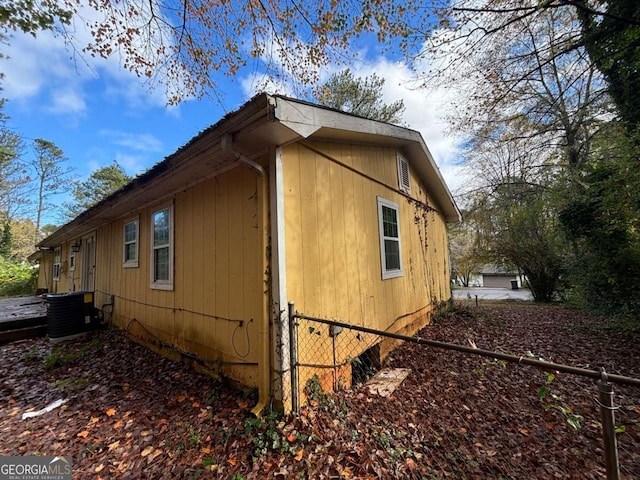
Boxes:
[288,304,640,479]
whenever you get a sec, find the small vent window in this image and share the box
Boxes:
[397,153,410,193]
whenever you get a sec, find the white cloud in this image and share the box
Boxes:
[46,88,87,115]
[356,58,468,195]
[79,151,147,178]
[2,2,179,116]
[99,130,163,153]
[3,29,93,112]
[240,73,297,100]
[86,159,101,173]
[95,130,164,175]
[113,152,148,176]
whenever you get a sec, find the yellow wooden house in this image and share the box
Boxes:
[33,94,460,413]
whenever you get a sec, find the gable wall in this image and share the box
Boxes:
[282,140,451,384]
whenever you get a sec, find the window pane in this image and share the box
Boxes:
[124,222,137,242]
[154,247,169,281]
[153,210,169,246]
[382,206,398,238]
[125,243,137,262]
[384,239,401,270]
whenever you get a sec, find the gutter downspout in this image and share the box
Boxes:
[221,133,270,417]
[222,134,266,176]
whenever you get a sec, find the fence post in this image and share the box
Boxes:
[598,370,620,480]
[288,301,299,413]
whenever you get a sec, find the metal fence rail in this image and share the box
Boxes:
[288,301,640,480]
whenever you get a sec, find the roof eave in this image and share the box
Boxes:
[36,94,461,250]
[37,94,277,248]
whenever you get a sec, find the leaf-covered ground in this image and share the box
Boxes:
[1,302,639,479]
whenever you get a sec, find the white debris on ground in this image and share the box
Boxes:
[22,399,68,420]
[366,368,411,397]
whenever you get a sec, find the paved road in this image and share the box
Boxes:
[452,287,533,301]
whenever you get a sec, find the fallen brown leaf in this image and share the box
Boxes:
[148,449,163,462]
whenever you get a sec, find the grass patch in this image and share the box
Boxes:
[44,338,102,370]
[54,377,89,390]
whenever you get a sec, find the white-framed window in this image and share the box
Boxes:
[69,250,76,272]
[377,197,403,279]
[150,205,173,290]
[123,218,139,268]
[53,247,62,281]
[397,153,411,194]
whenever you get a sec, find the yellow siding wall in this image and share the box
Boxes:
[37,242,84,294]
[283,141,452,375]
[36,253,53,292]
[91,165,264,386]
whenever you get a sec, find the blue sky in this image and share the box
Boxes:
[2,22,464,225]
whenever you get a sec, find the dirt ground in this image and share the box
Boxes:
[1,302,638,479]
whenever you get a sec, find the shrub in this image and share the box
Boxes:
[0,258,38,296]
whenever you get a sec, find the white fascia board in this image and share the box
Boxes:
[273,96,415,141]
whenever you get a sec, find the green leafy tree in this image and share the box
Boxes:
[0,220,11,258]
[458,127,567,302]
[468,184,566,303]
[437,0,639,312]
[316,69,406,124]
[448,218,484,287]
[559,124,640,316]
[0,256,37,296]
[576,0,640,132]
[0,98,28,221]
[428,2,639,305]
[28,138,72,243]
[9,217,37,260]
[0,0,73,36]
[64,161,131,219]
[0,216,37,261]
